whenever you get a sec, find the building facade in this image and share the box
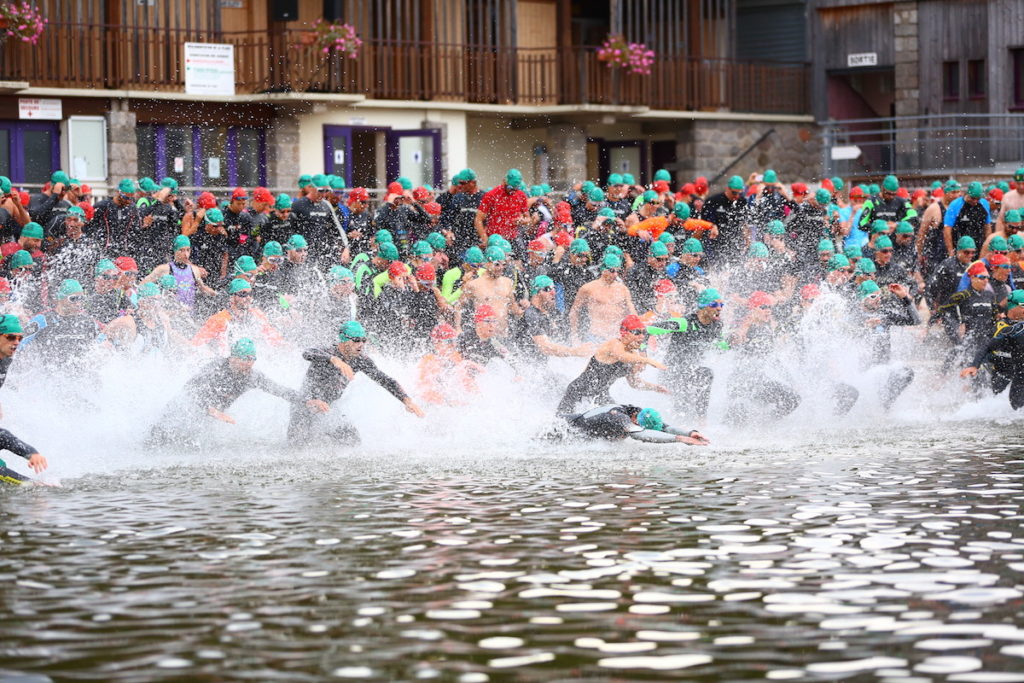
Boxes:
[0,0,819,194]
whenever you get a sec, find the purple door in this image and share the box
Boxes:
[0,121,60,184]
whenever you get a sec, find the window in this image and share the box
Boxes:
[0,121,60,184]
[1014,48,1024,107]
[942,61,960,101]
[67,117,108,181]
[135,124,265,187]
[967,59,986,99]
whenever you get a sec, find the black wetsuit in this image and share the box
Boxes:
[972,320,1024,409]
[24,312,101,368]
[558,355,633,414]
[511,305,555,359]
[625,262,667,312]
[954,287,997,365]
[727,321,801,422]
[437,190,483,257]
[856,295,919,409]
[0,354,38,481]
[457,328,513,367]
[288,347,408,445]
[650,314,722,418]
[549,261,594,312]
[291,197,336,263]
[564,403,690,443]
[700,192,748,268]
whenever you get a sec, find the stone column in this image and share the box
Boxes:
[106,99,137,189]
[265,112,301,193]
[546,124,587,190]
[893,1,920,173]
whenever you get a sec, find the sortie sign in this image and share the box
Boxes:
[184,43,235,96]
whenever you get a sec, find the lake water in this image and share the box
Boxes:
[3,423,1024,682]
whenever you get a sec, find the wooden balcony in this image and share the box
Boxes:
[0,23,810,116]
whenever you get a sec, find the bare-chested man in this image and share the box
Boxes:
[460,245,519,335]
[569,253,636,343]
[997,169,1024,233]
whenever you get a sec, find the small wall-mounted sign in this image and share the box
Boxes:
[847,52,878,68]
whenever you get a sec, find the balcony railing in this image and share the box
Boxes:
[0,23,810,116]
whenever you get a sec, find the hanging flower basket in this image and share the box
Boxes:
[596,34,655,76]
[308,20,362,58]
[0,2,46,45]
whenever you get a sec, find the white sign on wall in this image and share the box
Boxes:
[184,43,235,96]
[18,98,62,120]
[208,158,221,179]
[847,52,878,68]
[334,149,345,166]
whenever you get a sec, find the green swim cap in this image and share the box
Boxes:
[464,246,484,265]
[654,169,671,182]
[957,235,977,250]
[828,254,850,271]
[658,231,676,244]
[95,259,117,275]
[817,238,836,253]
[1008,290,1024,310]
[426,232,447,251]
[1006,209,1022,224]
[160,177,179,193]
[642,190,659,204]
[158,274,177,291]
[0,313,23,335]
[233,255,258,274]
[484,246,506,262]
[338,320,366,342]
[749,241,770,258]
[601,253,623,270]
[858,280,881,298]
[815,188,831,205]
[856,258,877,274]
[831,177,844,191]
[673,202,691,220]
[173,234,191,250]
[530,274,555,295]
[275,194,293,210]
[138,177,158,193]
[697,288,722,307]
[1010,234,1024,250]
[763,169,778,184]
[622,173,636,185]
[375,229,394,244]
[137,282,160,298]
[311,173,329,188]
[882,175,900,192]
[504,169,523,189]
[286,234,308,250]
[118,178,138,195]
[231,337,257,359]
[607,173,624,186]
[650,241,669,257]
[529,185,543,198]
[0,176,11,194]
[205,208,224,223]
[597,207,616,219]
[875,235,893,249]
[486,234,504,247]
[329,175,346,190]
[569,238,591,254]
[989,235,1009,251]
[998,181,1010,193]
[637,407,664,432]
[944,179,962,192]
[20,222,43,240]
[868,184,880,196]
[896,221,915,235]
[604,244,623,257]
[330,265,354,282]
[263,241,283,257]
[56,279,83,300]
[845,244,863,259]
[397,176,413,190]
[870,219,888,234]
[766,219,785,235]
[682,238,704,254]
[461,168,477,182]
[727,175,744,191]
[588,187,606,202]
[967,181,984,199]
[9,250,33,269]
[411,240,434,257]
[228,278,251,295]
[378,242,400,261]
[297,174,313,188]
[581,181,596,193]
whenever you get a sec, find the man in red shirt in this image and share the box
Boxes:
[475,169,528,258]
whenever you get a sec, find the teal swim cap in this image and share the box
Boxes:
[658,231,676,244]
[57,278,84,300]
[870,219,888,234]
[604,244,623,257]
[286,234,308,250]
[464,246,484,265]
[20,222,43,240]
[765,219,785,235]
[263,241,283,257]
[882,175,900,192]
[697,288,722,307]
[95,259,117,275]
[487,234,504,247]
[9,250,33,270]
[827,254,851,271]
[426,232,447,251]
[749,242,770,258]
[375,229,394,244]
[158,274,177,291]
[1008,290,1024,310]
[330,265,354,282]
[637,408,664,432]
[0,313,23,335]
[845,244,863,258]
[650,241,669,257]
[160,177,179,193]
[228,278,252,295]
[682,238,704,254]
[875,235,893,249]
[896,221,915,235]
[957,235,977,251]
[530,274,555,294]
[727,175,744,191]
[588,187,606,202]
[484,246,506,262]
[642,190,659,204]
[411,240,434,257]
[205,208,224,223]
[378,242,400,261]
[598,207,616,219]
[654,169,671,182]
[817,238,836,253]
[397,176,413,190]
[118,178,138,195]
[231,337,257,359]
[763,169,778,184]
[338,320,366,342]
[173,234,191,250]
[233,255,258,274]
[138,177,158,193]
[990,235,1009,251]
[607,173,624,186]
[673,202,691,220]
[137,282,160,298]
[601,253,623,270]
[858,280,881,299]
[297,174,313,188]
[569,238,591,254]
[275,194,292,210]
[856,258,877,274]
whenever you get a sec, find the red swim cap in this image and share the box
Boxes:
[620,314,646,334]
[748,290,774,308]
[431,323,457,341]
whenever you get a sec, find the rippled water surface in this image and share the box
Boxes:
[3,425,1024,682]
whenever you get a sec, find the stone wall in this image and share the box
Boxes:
[893,1,919,170]
[674,119,823,187]
[106,100,137,186]
[546,124,588,190]
[265,112,301,191]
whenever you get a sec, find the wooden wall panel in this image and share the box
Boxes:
[918,0,986,115]
[516,0,557,104]
[816,2,894,70]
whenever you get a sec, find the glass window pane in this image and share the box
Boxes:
[0,129,11,179]
[23,129,54,184]
[200,126,227,186]
[165,125,194,187]
[609,145,641,178]
[69,117,107,181]
[397,135,434,187]
[136,125,156,180]
[235,128,261,187]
